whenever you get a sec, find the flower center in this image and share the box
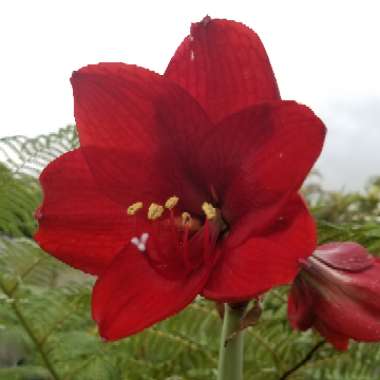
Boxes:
[126,196,223,279]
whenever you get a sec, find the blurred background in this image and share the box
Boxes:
[0,0,379,190]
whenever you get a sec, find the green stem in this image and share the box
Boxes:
[217,303,246,380]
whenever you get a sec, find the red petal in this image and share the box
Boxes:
[290,256,380,349]
[288,276,352,350]
[202,195,316,301]
[312,265,380,346]
[314,242,375,272]
[287,277,316,331]
[349,259,380,310]
[195,101,325,247]
[92,244,213,340]
[35,149,133,275]
[313,320,349,351]
[165,17,280,123]
[302,258,380,312]
[71,63,212,212]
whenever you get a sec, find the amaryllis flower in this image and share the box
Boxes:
[35,17,326,340]
[288,242,380,350]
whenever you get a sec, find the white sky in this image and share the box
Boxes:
[0,0,379,190]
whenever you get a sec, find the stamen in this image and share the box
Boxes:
[165,196,179,209]
[148,203,164,220]
[181,223,192,270]
[202,202,216,220]
[181,212,192,225]
[127,202,143,215]
[202,219,211,261]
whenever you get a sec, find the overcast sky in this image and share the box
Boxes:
[0,0,379,190]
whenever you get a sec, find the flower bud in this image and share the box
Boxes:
[288,242,380,350]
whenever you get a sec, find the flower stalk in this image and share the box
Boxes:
[217,303,246,380]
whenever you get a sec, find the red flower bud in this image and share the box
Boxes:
[288,242,380,350]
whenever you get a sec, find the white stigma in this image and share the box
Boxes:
[131,232,149,252]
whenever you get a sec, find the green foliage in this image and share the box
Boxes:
[304,174,380,224]
[0,164,41,238]
[317,222,380,253]
[0,127,379,379]
[0,126,78,239]
[0,126,78,177]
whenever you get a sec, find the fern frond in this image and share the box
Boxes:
[0,125,78,178]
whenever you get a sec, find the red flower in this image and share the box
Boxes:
[35,17,325,340]
[288,242,380,350]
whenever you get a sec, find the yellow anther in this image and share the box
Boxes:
[165,196,179,209]
[181,212,192,225]
[147,203,164,220]
[202,202,216,220]
[127,202,143,215]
